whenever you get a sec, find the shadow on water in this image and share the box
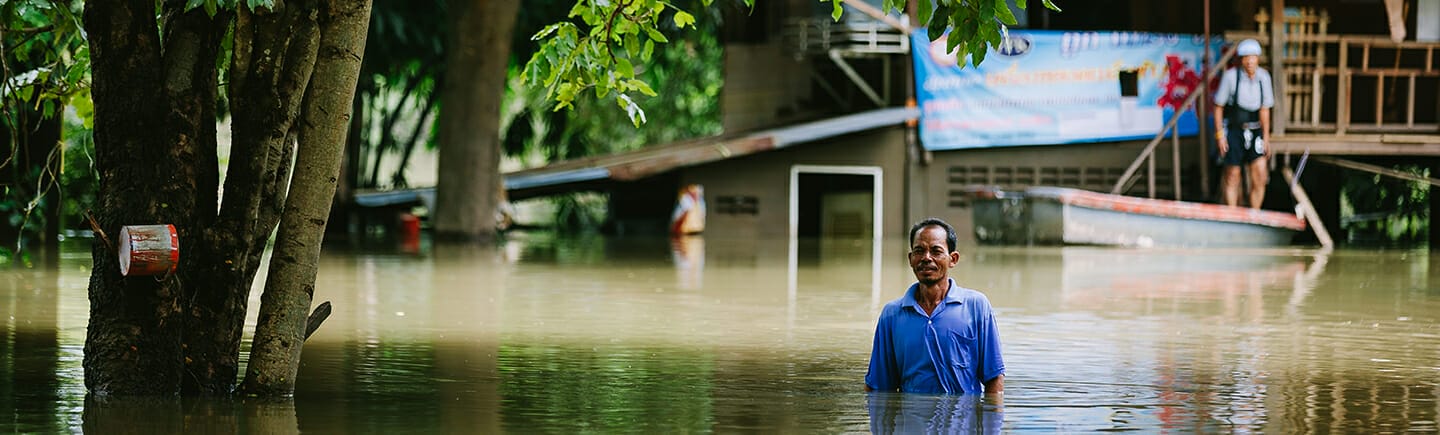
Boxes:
[3,236,1440,432]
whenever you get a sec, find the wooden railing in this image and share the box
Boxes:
[1242,8,1440,135]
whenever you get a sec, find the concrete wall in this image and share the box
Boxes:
[720,0,817,133]
[680,127,909,239]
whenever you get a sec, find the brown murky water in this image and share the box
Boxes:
[3,234,1439,432]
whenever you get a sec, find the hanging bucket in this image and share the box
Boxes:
[119,224,179,277]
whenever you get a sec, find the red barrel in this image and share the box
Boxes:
[119,224,179,276]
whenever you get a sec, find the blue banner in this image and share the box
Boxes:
[913,30,1218,150]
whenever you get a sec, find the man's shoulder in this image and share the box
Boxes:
[949,286,995,308]
[879,296,908,314]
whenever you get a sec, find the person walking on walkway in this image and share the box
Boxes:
[1213,38,1275,209]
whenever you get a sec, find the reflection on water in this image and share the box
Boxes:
[3,235,1440,432]
[867,393,1003,434]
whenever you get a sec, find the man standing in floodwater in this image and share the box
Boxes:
[865,218,1005,395]
[1213,38,1275,209]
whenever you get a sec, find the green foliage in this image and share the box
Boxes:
[523,0,714,127]
[1341,165,1430,244]
[1,0,89,123]
[504,0,721,161]
[3,0,90,259]
[60,111,98,231]
[525,0,1060,125]
[351,0,447,189]
[182,0,277,15]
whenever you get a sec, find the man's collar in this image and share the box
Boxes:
[901,278,962,309]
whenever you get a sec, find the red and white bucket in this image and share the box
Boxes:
[119,224,179,276]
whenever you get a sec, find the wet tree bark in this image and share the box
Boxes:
[242,0,372,395]
[82,0,188,395]
[432,0,519,241]
[83,0,360,396]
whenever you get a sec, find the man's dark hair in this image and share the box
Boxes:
[908,218,957,252]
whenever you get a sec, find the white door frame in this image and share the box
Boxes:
[787,165,884,316]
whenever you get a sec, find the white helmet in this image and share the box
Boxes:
[1237,39,1263,57]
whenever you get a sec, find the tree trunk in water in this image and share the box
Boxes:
[181,1,320,395]
[81,0,190,395]
[83,0,324,395]
[432,0,519,241]
[242,0,372,395]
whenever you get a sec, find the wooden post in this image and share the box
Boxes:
[1147,145,1156,199]
[1201,0,1212,201]
[1407,73,1417,127]
[1282,168,1334,249]
[1312,11,1328,127]
[1271,0,1287,136]
[1376,71,1385,127]
[1172,125,1182,201]
[1337,39,1349,135]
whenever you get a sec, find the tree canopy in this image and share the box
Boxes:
[523,0,1061,126]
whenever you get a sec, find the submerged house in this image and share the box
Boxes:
[500,0,1440,246]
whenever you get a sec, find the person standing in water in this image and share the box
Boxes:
[865,218,1005,396]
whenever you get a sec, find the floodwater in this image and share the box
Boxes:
[3,233,1439,433]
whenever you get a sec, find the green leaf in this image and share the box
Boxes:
[644,27,669,43]
[185,0,205,12]
[627,79,657,96]
[555,83,578,111]
[994,0,1017,25]
[918,0,934,28]
[1018,0,1027,9]
[1041,0,1061,12]
[928,4,951,41]
[616,57,634,78]
[533,23,566,41]
[673,10,695,29]
[69,91,93,129]
[970,39,988,66]
[831,0,843,21]
[204,0,217,16]
[247,0,275,11]
[641,40,655,61]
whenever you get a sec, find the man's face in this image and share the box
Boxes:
[1241,54,1259,76]
[909,226,958,286]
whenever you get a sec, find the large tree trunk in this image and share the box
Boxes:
[179,1,321,395]
[432,0,519,241]
[84,0,326,395]
[156,3,229,395]
[82,0,189,395]
[243,0,373,395]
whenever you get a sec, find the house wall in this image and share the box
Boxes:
[679,127,909,239]
[720,0,816,133]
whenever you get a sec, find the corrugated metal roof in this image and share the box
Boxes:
[354,107,918,207]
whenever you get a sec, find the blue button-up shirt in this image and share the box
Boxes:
[866,279,1005,394]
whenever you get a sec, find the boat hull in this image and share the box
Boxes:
[970,186,1305,248]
